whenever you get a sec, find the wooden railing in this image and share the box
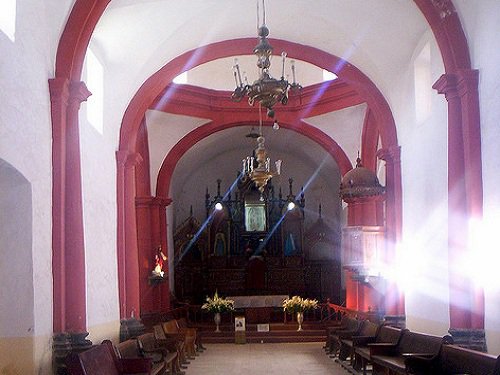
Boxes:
[325,302,384,323]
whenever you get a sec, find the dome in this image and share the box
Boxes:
[340,158,385,199]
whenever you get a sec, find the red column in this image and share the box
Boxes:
[49,79,90,333]
[135,195,173,314]
[434,74,472,329]
[377,147,404,316]
[49,78,69,333]
[65,82,91,332]
[456,70,484,330]
[116,150,142,318]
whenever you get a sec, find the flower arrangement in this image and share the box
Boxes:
[282,295,318,314]
[201,291,235,313]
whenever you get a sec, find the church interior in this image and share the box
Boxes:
[1,0,500,373]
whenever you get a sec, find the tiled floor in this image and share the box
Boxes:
[184,342,349,374]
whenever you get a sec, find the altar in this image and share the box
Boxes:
[229,295,288,324]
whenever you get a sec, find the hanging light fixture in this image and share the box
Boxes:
[241,104,282,194]
[231,0,301,119]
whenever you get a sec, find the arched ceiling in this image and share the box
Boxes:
[89,0,431,197]
[93,0,429,89]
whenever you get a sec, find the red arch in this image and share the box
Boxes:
[118,38,398,153]
[413,0,471,72]
[156,120,352,198]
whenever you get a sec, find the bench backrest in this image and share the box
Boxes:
[154,324,167,340]
[67,341,120,375]
[162,320,179,334]
[346,317,362,332]
[358,320,379,337]
[137,333,158,352]
[376,325,405,344]
[116,339,140,358]
[439,345,500,375]
[397,331,447,354]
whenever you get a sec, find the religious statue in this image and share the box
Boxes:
[153,245,167,277]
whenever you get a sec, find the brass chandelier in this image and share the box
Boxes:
[236,0,301,194]
[231,0,301,119]
[241,104,282,194]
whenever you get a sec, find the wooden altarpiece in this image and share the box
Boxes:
[173,177,342,306]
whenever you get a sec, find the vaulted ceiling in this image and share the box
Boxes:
[89,0,431,205]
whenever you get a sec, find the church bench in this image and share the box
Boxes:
[369,331,453,375]
[116,339,165,375]
[176,317,205,352]
[353,325,406,375]
[327,316,363,356]
[156,323,190,368]
[405,344,500,375]
[137,333,179,374]
[162,320,196,359]
[338,320,380,362]
[66,340,153,375]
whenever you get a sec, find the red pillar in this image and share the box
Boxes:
[456,70,484,330]
[49,79,90,333]
[434,73,482,330]
[116,151,142,318]
[377,146,404,316]
[135,195,171,315]
[49,78,69,333]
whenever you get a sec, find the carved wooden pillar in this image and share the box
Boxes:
[116,150,142,318]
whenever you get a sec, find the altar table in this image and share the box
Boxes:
[228,295,288,324]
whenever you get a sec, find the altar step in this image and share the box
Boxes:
[198,323,327,344]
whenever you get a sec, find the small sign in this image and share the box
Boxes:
[257,323,269,332]
[235,316,246,331]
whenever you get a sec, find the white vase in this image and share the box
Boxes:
[214,312,221,332]
[296,311,304,331]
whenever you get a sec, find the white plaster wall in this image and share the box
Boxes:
[454,0,500,355]
[303,103,367,166]
[146,111,211,194]
[0,161,33,334]
[79,47,121,334]
[388,29,450,336]
[0,0,73,373]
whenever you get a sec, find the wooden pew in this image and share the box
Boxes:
[116,339,165,375]
[338,320,380,362]
[353,325,406,375]
[369,331,453,375]
[406,344,500,375]
[177,317,205,351]
[137,333,179,375]
[155,324,189,368]
[162,320,196,359]
[66,340,152,375]
[327,316,363,356]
